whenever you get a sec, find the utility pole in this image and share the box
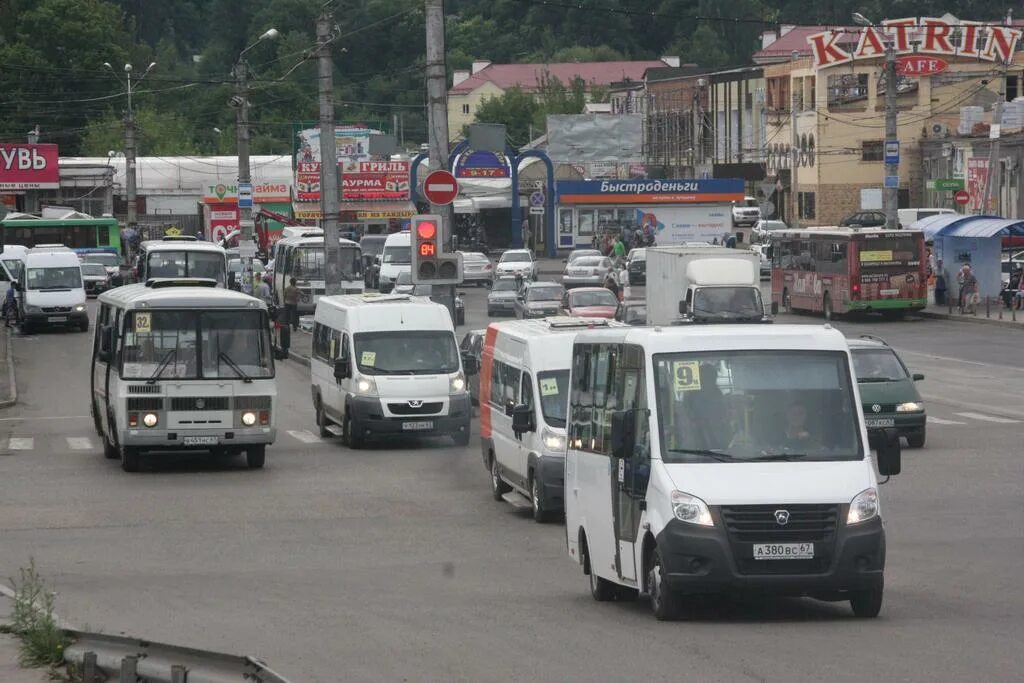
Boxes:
[104,61,154,253]
[317,13,344,296]
[789,92,799,229]
[234,59,254,293]
[982,63,1008,215]
[24,126,40,214]
[883,44,898,229]
[424,0,458,322]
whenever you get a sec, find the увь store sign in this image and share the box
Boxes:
[807,18,1022,69]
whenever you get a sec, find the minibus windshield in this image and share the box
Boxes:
[382,246,411,265]
[537,370,569,427]
[147,251,226,284]
[27,267,82,290]
[292,246,361,281]
[2,259,23,280]
[353,330,459,375]
[83,253,119,268]
[121,309,273,380]
[653,350,861,462]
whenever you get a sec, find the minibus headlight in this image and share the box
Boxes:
[354,375,378,396]
[847,488,879,525]
[142,413,158,428]
[895,402,923,413]
[671,491,713,527]
[541,427,566,453]
[241,411,257,426]
[449,372,466,394]
[74,305,86,312]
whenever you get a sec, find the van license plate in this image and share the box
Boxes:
[47,316,67,323]
[183,436,219,446]
[865,418,895,428]
[753,543,814,560]
[402,421,434,431]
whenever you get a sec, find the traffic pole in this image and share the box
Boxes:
[883,44,898,230]
[317,13,344,296]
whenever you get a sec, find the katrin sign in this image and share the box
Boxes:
[807,18,1022,69]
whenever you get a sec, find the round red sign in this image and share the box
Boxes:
[423,170,459,206]
[954,190,970,206]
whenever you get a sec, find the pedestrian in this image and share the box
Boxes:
[618,262,631,301]
[3,285,16,327]
[725,233,737,249]
[257,275,273,307]
[934,259,947,306]
[605,270,620,300]
[612,233,626,265]
[283,277,301,331]
[957,264,978,314]
[521,219,531,252]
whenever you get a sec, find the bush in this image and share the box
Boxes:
[8,559,68,668]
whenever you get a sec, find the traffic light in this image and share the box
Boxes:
[411,214,462,285]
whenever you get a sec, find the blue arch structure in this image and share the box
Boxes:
[509,149,556,257]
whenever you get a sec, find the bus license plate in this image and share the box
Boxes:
[866,418,895,428]
[402,421,434,431]
[753,543,814,560]
[47,316,67,323]
[183,436,219,446]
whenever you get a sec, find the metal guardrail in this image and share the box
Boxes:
[64,629,292,683]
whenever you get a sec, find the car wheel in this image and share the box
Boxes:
[582,537,616,602]
[849,581,884,618]
[907,430,926,448]
[489,455,511,500]
[246,445,266,469]
[648,547,681,620]
[78,319,90,333]
[530,473,549,523]
[120,445,141,473]
[453,426,470,447]
[343,409,365,449]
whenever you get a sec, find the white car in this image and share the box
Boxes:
[732,196,761,227]
[495,249,536,279]
[458,251,494,285]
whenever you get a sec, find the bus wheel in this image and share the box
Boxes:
[581,536,616,602]
[103,430,119,460]
[490,455,511,500]
[782,289,792,314]
[120,446,141,473]
[823,295,833,321]
[315,398,331,438]
[246,445,266,469]
[648,547,681,620]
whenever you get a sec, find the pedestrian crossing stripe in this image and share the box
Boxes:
[954,412,1020,424]
[66,437,93,450]
[6,437,33,450]
[927,416,966,425]
[286,429,322,444]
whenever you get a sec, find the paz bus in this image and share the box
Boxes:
[769,228,927,319]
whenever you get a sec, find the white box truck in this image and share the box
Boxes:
[645,246,766,325]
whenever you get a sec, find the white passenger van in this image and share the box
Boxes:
[273,231,363,314]
[91,279,277,472]
[136,236,228,287]
[375,231,411,293]
[0,244,29,302]
[480,317,624,522]
[310,294,472,448]
[16,245,89,332]
[565,324,903,620]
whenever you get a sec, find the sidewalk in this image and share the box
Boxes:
[918,292,1024,329]
[0,326,17,409]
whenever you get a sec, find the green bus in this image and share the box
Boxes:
[0,214,122,257]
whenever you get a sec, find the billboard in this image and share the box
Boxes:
[0,144,60,190]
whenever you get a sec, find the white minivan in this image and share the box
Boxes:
[309,293,472,447]
[565,323,903,620]
[376,231,411,293]
[480,318,624,522]
[16,245,89,332]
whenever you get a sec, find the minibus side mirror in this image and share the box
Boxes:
[610,410,636,459]
[333,356,350,380]
[912,373,924,381]
[511,403,535,435]
[504,398,516,417]
[461,353,479,376]
[98,326,114,363]
[870,428,902,477]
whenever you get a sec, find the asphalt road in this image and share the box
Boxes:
[0,295,1021,682]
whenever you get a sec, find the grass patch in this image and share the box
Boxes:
[7,558,68,668]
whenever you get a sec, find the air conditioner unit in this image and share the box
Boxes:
[929,122,950,138]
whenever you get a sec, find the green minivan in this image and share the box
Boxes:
[848,336,927,448]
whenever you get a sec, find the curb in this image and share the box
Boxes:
[287,349,310,367]
[0,327,17,410]
[917,309,1024,330]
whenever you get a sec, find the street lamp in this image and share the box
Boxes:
[234,28,279,294]
[851,13,899,230]
[103,61,156,233]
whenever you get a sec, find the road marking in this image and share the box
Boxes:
[66,437,93,450]
[954,412,1020,424]
[6,437,34,450]
[898,349,1024,372]
[927,416,966,425]
[0,415,90,422]
[286,429,321,444]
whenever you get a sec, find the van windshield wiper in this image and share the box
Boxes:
[857,377,894,383]
[146,349,177,384]
[218,352,252,383]
[749,452,812,461]
[665,448,742,462]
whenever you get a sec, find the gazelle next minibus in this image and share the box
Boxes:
[564,323,903,620]
[92,279,277,472]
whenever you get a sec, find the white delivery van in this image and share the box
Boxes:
[565,323,903,620]
[310,294,472,447]
[376,231,411,293]
[0,244,29,302]
[479,317,625,522]
[898,208,956,229]
[645,246,765,325]
[16,245,89,332]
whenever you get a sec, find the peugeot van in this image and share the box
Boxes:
[376,231,411,293]
[17,245,88,332]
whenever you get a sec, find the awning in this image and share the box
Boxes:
[911,214,1024,240]
[292,201,416,221]
[453,195,513,213]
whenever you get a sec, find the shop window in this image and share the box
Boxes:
[577,209,595,236]
[861,140,884,162]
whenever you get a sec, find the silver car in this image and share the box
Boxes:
[458,251,494,286]
[562,256,614,289]
[515,282,565,319]
[487,276,520,316]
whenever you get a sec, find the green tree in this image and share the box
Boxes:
[80,108,202,156]
[470,87,541,147]
[680,24,730,68]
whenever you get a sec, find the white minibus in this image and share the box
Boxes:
[480,317,624,522]
[564,323,903,620]
[310,294,471,448]
[92,279,277,472]
[376,231,411,293]
[273,232,363,314]
[16,245,89,332]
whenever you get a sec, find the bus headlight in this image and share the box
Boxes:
[142,413,159,428]
[541,427,566,453]
[671,491,713,527]
[847,488,879,525]
[896,402,923,412]
[449,372,466,394]
[241,411,257,426]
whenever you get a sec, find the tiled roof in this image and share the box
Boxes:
[754,26,859,63]
[450,60,668,94]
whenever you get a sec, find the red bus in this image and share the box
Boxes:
[770,228,927,319]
